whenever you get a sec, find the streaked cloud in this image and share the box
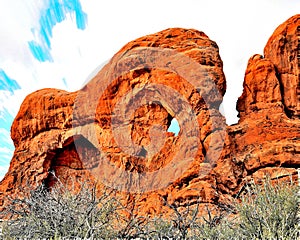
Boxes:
[0,69,20,94]
[0,124,14,181]
[0,0,88,180]
[28,0,88,62]
[0,107,15,131]
[0,71,20,179]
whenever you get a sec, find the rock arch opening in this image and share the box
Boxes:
[167,118,180,136]
[43,135,100,188]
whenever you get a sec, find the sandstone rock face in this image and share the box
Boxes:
[237,54,284,120]
[264,15,300,118]
[0,16,299,215]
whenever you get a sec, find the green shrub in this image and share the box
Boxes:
[234,177,299,239]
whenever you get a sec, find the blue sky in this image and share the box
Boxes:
[0,0,299,180]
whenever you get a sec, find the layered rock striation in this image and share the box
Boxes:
[0,15,299,214]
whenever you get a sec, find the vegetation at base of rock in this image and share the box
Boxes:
[234,179,299,239]
[0,177,299,239]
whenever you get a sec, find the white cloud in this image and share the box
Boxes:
[0,0,44,64]
[0,146,12,181]
[0,147,13,155]
[0,128,14,147]
[0,164,9,181]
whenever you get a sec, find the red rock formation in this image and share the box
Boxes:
[237,54,284,120]
[264,15,300,118]
[0,15,299,215]
[229,15,300,190]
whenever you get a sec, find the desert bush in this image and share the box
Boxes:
[152,176,299,240]
[234,177,299,240]
[0,176,298,239]
[192,204,237,240]
[0,179,120,239]
[193,177,299,240]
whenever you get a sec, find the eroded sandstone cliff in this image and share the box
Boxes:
[0,15,299,214]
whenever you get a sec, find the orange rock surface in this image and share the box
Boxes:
[0,15,299,214]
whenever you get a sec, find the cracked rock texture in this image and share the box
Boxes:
[0,15,299,215]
